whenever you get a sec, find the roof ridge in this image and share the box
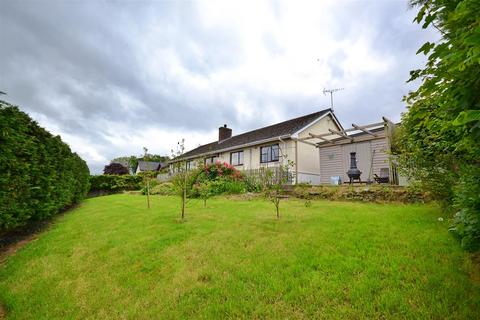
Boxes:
[179,108,332,159]
[213,108,332,144]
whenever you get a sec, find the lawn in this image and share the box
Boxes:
[0,194,479,319]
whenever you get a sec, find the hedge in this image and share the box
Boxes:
[0,101,90,233]
[89,175,143,193]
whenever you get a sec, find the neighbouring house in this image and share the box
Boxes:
[135,160,165,175]
[170,108,404,185]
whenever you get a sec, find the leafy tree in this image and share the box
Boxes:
[170,139,191,220]
[264,160,294,219]
[196,182,212,207]
[103,163,129,175]
[111,156,138,173]
[141,147,170,163]
[111,153,169,174]
[400,0,480,250]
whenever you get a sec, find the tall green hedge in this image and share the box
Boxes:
[0,100,90,233]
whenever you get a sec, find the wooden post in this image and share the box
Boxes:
[182,162,187,219]
[294,140,298,185]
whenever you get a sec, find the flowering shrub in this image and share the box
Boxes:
[189,161,245,197]
[198,161,243,182]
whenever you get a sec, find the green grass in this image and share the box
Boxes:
[1,195,479,319]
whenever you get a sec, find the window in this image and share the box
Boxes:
[186,161,194,170]
[230,151,244,166]
[205,155,219,165]
[260,144,280,163]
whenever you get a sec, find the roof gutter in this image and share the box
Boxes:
[170,134,292,163]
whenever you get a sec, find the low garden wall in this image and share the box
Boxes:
[291,185,431,204]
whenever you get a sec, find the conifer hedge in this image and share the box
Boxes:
[0,100,90,233]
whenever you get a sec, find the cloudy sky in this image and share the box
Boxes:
[1,0,437,173]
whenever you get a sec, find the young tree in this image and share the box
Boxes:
[103,162,129,175]
[264,160,294,219]
[197,182,211,207]
[170,139,191,220]
[138,171,156,209]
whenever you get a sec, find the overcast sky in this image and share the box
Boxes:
[1,0,437,174]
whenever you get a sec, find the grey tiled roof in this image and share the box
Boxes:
[137,161,161,171]
[180,108,332,159]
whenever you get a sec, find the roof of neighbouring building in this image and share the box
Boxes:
[178,108,335,160]
[137,160,162,171]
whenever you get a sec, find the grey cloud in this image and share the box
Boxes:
[0,0,437,173]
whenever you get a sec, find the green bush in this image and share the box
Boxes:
[89,175,142,193]
[0,101,90,233]
[149,182,176,195]
[188,162,247,197]
[450,166,480,251]
[399,0,480,251]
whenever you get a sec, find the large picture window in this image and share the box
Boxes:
[205,156,219,165]
[260,144,280,163]
[230,151,244,166]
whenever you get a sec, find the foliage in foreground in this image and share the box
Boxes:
[0,195,478,319]
[0,100,90,233]
[400,0,480,250]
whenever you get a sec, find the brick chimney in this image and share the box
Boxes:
[218,124,232,141]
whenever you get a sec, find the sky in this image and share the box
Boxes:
[0,0,437,174]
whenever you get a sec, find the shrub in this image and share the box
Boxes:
[89,175,142,193]
[137,171,158,179]
[449,166,480,251]
[150,182,176,195]
[189,162,246,198]
[195,161,243,182]
[103,163,129,175]
[0,101,90,233]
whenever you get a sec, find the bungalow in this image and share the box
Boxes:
[172,108,344,184]
[171,108,402,185]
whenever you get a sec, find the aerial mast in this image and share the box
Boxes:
[323,87,344,110]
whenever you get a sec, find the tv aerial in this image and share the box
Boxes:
[323,87,344,110]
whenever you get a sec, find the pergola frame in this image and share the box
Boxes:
[293,118,391,147]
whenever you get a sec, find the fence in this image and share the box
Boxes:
[242,167,294,188]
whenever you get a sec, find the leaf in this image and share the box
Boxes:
[453,110,480,126]
[422,14,435,29]
[416,42,435,55]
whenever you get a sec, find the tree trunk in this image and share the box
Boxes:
[147,179,150,209]
[276,199,280,219]
[182,173,186,219]
[181,195,185,219]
